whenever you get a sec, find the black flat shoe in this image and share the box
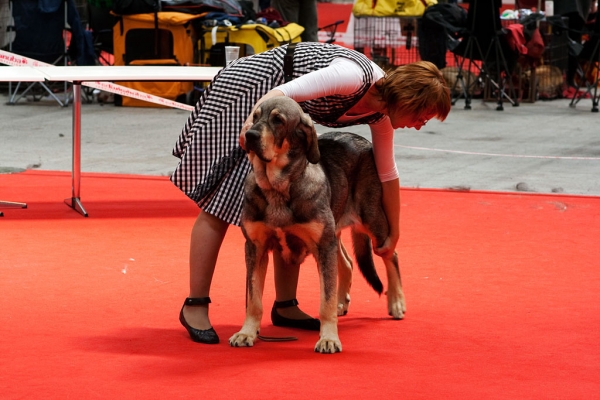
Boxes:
[179,297,219,344]
[271,299,320,331]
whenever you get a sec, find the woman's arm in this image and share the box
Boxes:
[369,119,400,258]
[240,58,366,147]
[277,58,364,102]
[375,178,400,259]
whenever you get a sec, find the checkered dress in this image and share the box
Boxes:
[171,42,385,226]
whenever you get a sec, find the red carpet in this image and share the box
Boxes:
[1,170,599,399]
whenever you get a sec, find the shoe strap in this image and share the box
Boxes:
[273,298,298,308]
[184,297,211,306]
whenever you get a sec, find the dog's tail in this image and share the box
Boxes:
[351,230,384,295]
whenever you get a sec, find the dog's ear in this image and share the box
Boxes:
[298,113,320,164]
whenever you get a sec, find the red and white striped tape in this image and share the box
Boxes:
[0,50,195,111]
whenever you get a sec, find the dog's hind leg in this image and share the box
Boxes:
[358,202,405,318]
[229,241,269,347]
[337,238,353,316]
[383,251,406,319]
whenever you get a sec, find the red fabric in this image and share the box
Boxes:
[256,6,288,26]
[526,27,545,59]
[1,170,599,398]
[505,24,528,55]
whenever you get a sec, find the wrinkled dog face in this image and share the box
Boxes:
[244,97,320,165]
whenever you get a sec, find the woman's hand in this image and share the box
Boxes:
[375,178,400,259]
[374,233,399,259]
[239,120,253,150]
[239,89,285,150]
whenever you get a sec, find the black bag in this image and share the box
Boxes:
[113,0,161,15]
[418,3,468,69]
[161,0,243,17]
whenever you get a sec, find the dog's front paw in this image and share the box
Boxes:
[387,289,406,320]
[314,337,342,354]
[229,331,258,347]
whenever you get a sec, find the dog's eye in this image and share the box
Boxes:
[272,114,284,125]
[295,129,306,141]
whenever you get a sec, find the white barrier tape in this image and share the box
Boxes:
[395,144,600,161]
[0,50,195,112]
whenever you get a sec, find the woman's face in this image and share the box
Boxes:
[388,107,433,131]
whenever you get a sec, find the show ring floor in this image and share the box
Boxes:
[1,170,599,398]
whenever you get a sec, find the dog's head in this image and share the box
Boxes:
[242,97,320,165]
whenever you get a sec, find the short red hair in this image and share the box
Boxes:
[375,61,451,122]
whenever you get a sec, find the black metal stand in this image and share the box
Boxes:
[569,34,600,112]
[451,0,519,110]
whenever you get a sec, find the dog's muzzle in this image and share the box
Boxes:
[244,129,260,150]
[244,129,271,162]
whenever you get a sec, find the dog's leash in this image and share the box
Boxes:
[245,281,298,342]
[258,335,297,342]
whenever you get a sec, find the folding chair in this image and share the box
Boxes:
[7,0,70,106]
[448,0,520,110]
[87,2,116,66]
[569,15,600,112]
[319,20,344,44]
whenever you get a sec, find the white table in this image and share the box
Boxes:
[1,65,220,216]
[0,66,48,82]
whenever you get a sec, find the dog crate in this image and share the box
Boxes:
[112,12,203,107]
[447,17,570,103]
[353,17,420,69]
[537,18,569,99]
[506,18,570,102]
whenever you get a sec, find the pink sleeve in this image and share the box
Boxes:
[369,117,399,182]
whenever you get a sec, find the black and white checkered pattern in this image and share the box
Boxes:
[171,42,384,226]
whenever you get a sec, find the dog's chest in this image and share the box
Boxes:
[263,194,294,225]
[272,226,310,264]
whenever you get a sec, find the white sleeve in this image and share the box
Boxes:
[369,117,399,182]
[275,58,365,102]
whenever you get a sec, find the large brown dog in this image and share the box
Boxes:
[229,97,406,353]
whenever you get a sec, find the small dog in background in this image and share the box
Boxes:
[229,97,406,353]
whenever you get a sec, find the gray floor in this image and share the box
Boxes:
[1,92,599,196]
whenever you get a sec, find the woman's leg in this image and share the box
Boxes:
[181,210,229,330]
[273,250,315,320]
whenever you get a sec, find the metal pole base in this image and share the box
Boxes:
[0,200,27,209]
[64,197,88,217]
[0,200,27,217]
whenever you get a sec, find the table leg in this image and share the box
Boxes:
[64,82,88,217]
[0,200,27,217]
